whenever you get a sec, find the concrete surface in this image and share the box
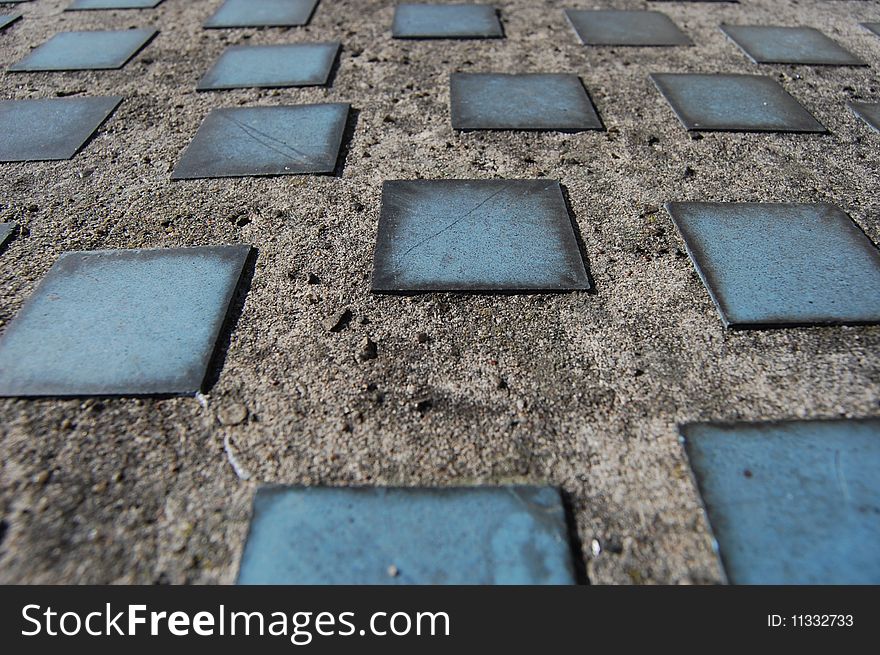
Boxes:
[0,0,878,584]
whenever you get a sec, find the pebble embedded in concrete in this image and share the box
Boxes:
[217,402,248,426]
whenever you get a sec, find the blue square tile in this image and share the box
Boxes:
[0,245,250,397]
[237,486,576,585]
[720,25,865,66]
[393,3,502,39]
[0,14,22,31]
[9,29,157,71]
[681,419,880,584]
[651,73,825,132]
[667,202,880,328]
[450,73,602,131]
[204,0,319,29]
[198,42,340,90]
[849,101,880,133]
[172,103,349,179]
[372,179,591,292]
[565,10,691,46]
[0,223,15,249]
[0,96,122,162]
[66,0,164,9]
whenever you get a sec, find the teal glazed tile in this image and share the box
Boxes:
[372,179,591,293]
[67,0,164,9]
[198,42,340,90]
[0,96,122,162]
[0,223,15,249]
[720,25,866,66]
[393,3,502,39]
[667,202,880,328]
[172,103,349,179]
[237,486,577,585]
[565,10,691,46]
[681,419,880,585]
[9,29,157,71]
[0,14,22,31]
[204,0,319,28]
[650,73,825,132]
[864,23,880,39]
[450,73,602,131]
[0,245,250,397]
[849,101,880,133]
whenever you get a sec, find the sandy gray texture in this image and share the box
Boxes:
[0,0,879,585]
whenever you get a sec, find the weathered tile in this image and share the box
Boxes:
[172,103,349,179]
[204,0,319,29]
[863,23,880,39]
[0,245,250,397]
[238,486,576,585]
[667,202,880,328]
[565,9,691,46]
[372,179,591,293]
[9,29,157,71]
[849,101,880,133]
[0,14,22,31]
[650,73,825,132]
[67,0,164,9]
[198,42,340,90]
[720,24,865,66]
[0,223,15,249]
[681,419,880,584]
[0,96,122,162]
[450,73,602,131]
[392,3,502,39]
